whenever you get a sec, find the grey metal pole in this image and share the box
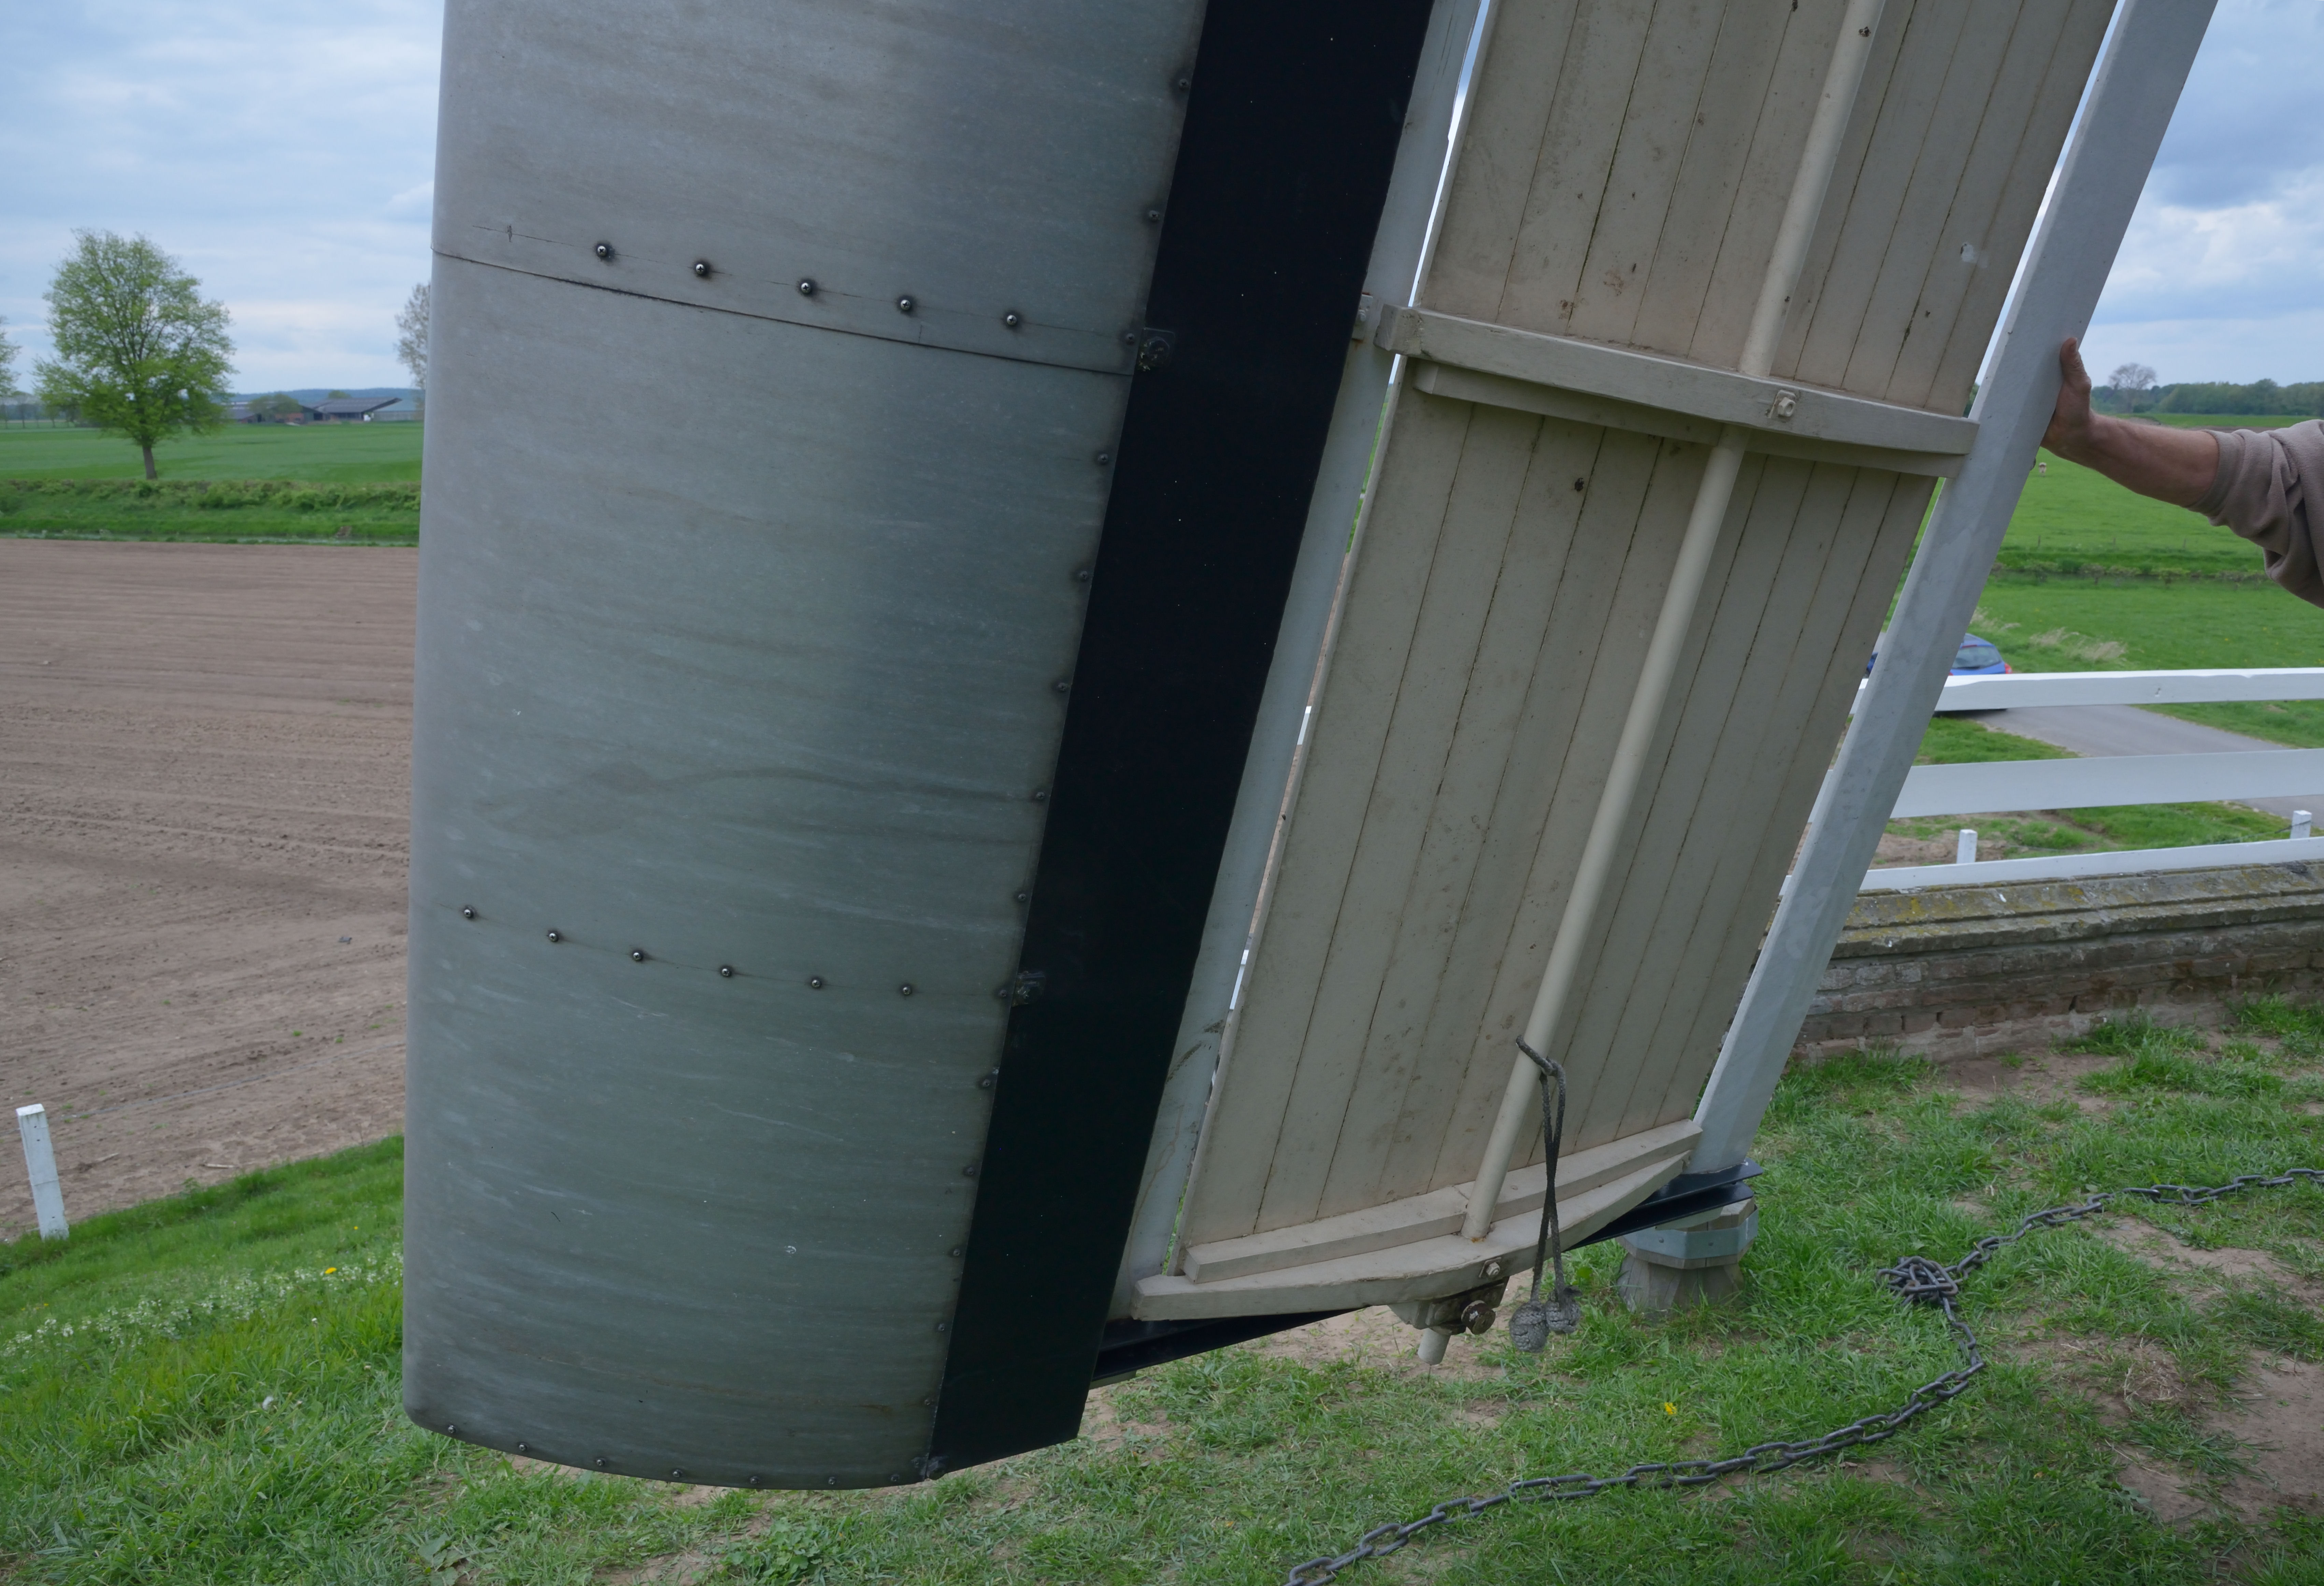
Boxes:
[1690,0,2216,1173]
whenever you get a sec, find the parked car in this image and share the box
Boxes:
[1864,633,2012,679]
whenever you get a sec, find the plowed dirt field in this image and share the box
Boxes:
[0,541,415,1237]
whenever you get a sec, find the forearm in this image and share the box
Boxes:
[2043,413,2218,507]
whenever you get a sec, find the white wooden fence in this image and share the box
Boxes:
[1833,668,2324,892]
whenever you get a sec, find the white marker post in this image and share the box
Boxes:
[16,1104,69,1240]
[1956,829,1978,865]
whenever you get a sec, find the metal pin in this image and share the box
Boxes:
[1003,310,1023,329]
[460,907,477,920]
[899,983,915,997]
[718,964,735,978]
[691,260,712,278]
[797,278,816,296]
[545,930,562,943]
[896,294,916,314]
[629,949,647,963]
[807,975,826,989]
[592,242,613,261]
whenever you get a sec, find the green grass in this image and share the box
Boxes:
[9,1021,2324,1584]
[1966,578,2324,748]
[0,423,421,484]
[0,479,419,547]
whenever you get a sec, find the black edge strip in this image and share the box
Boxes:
[1082,1164,1767,1382]
[928,0,1438,1474]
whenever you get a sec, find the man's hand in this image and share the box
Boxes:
[2037,336,2217,508]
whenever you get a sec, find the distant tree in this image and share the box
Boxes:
[394,282,429,401]
[0,316,20,400]
[2109,362,2157,413]
[326,390,352,400]
[34,231,234,479]
[252,392,305,422]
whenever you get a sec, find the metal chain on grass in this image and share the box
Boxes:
[1281,1166,2324,1585]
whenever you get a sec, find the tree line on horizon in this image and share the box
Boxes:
[2093,374,2324,418]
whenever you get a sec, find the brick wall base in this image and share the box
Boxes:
[1794,861,2324,1063]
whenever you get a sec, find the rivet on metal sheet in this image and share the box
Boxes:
[746,1475,762,1487]
[718,964,735,978]
[1030,788,1048,802]
[592,242,612,261]
[1052,679,1071,694]
[962,1164,977,1177]
[1003,310,1023,329]
[899,983,915,997]
[691,260,712,279]
[593,1457,608,1470]
[516,1442,530,1453]
[545,930,562,943]
[1174,75,1191,92]
[1144,208,1162,223]
[977,1072,997,1090]
[629,949,647,963]
[796,277,816,296]
[669,1468,684,1480]
[460,907,476,920]
[950,1245,966,1257]
[1074,567,1092,583]
[1093,451,1112,466]
[807,975,826,989]
[896,294,916,314]
[1014,891,1030,904]
[1120,330,1137,345]
[446,1423,459,1434]
[935,1321,949,1333]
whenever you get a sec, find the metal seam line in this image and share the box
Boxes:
[1460,0,1890,1243]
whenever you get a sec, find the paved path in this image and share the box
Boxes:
[1966,704,2322,820]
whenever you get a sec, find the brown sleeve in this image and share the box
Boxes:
[2194,419,2324,608]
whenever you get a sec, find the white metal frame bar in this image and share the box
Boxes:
[1691,0,2220,1174]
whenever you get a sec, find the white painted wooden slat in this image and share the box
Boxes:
[1893,749,2324,818]
[1257,403,1545,1234]
[1861,836,2324,893]
[1378,307,1977,455]
[1176,394,1479,1249]
[1561,0,1726,349]
[1378,426,1674,1197]
[1318,421,1608,1218]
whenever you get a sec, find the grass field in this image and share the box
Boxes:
[1998,417,2312,579]
[8,1013,2324,1583]
[0,423,422,484]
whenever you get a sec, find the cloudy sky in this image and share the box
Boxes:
[2,1,2319,394]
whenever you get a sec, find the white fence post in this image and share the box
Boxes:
[1955,829,1977,865]
[16,1104,68,1240]
[2297,811,2313,840]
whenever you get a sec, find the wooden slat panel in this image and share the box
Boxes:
[1254,403,1546,1233]
[1912,0,2112,409]
[1373,426,1673,1199]
[1176,393,1477,1248]
[1313,420,1607,1219]
[1487,1,1659,332]
[1784,2,1975,390]
[1425,0,1584,323]
[1555,0,1726,347]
